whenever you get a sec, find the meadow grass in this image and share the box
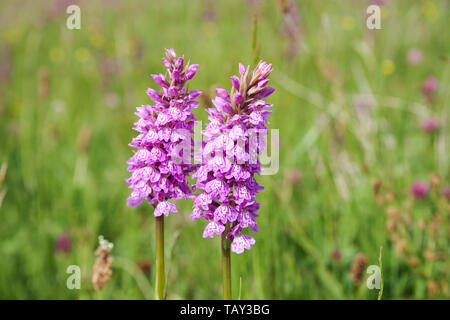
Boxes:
[0,0,448,299]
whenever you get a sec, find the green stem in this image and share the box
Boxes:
[222,223,232,300]
[155,215,165,300]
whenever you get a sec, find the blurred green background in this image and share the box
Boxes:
[0,0,448,299]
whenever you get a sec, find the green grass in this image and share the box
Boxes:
[0,0,448,299]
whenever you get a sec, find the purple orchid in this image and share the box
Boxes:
[126,49,201,215]
[191,61,275,254]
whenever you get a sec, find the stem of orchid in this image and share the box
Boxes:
[222,223,232,300]
[155,215,165,300]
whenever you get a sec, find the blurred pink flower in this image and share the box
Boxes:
[371,0,386,5]
[421,117,440,132]
[407,48,423,65]
[410,181,429,199]
[99,57,120,76]
[332,250,342,263]
[422,76,438,94]
[0,45,11,81]
[421,76,439,104]
[203,0,216,22]
[281,0,303,60]
[442,186,450,200]
[286,169,302,185]
[352,94,375,116]
[104,92,120,109]
[0,63,10,81]
[55,233,71,253]
[47,0,78,21]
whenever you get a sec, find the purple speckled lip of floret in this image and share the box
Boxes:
[191,61,275,254]
[126,49,201,215]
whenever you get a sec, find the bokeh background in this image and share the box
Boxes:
[0,0,448,299]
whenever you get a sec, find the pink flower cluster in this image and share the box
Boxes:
[410,181,429,199]
[421,117,440,133]
[126,49,201,216]
[190,62,275,254]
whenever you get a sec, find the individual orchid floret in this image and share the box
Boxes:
[126,49,201,215]
[192,61,275,254]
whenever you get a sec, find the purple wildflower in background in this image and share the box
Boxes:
[47,0,78,20]
[422,76,438,94]
[332,249,342,263]
[410,181,429,199]
[421,76,438,104]
[371,0,386,5]
[421,117,440,133]
[280,0,303,60]
[286,169,302,185]
[0,45,11,81]
[55,233,71,253]
[407,48,423,65]
[191,61,275,254]
[126,49,201,215]
[352,93,375,117]
[442,187,450,200]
